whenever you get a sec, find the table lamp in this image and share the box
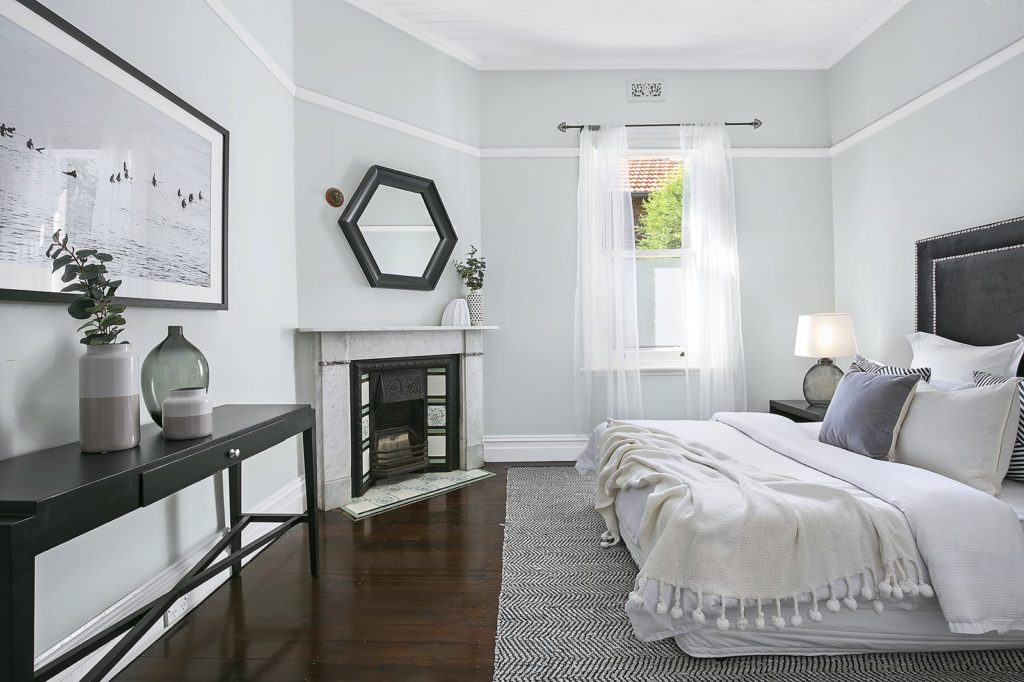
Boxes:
[794,313,858,406]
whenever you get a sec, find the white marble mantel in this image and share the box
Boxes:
[297,326,497,509]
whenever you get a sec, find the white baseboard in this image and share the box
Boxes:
[34,476,308,682]
[483,434,588,463]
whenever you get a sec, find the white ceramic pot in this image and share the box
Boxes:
[79,343,141,453]
[467,290,484,326]
[162,387,213,440]
[441,298,470,326]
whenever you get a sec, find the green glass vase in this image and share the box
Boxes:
[141,326,210,426]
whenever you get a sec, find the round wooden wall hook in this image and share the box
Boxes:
[325,187,345,208]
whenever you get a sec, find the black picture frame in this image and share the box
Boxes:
[338,166,457,291]
[0,0,229,310]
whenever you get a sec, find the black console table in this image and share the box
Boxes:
[0,404,319,682]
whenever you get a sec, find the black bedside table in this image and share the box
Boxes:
[769,399,828,423]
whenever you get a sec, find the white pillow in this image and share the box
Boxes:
[893,380,1021,495]
[929,379,975,391]
[906,332,1024,384]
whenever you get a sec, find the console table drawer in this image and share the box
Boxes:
[140,418,293,505]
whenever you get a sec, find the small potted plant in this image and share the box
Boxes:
[453,245,486,326]
[46,230,140,452]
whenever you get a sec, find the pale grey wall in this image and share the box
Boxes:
[221,0,294,79]
[831,1,1024,365]
[292,0,481,328]
[294,0,479,146]
[480,70,835,436]
[828,0,1024,142]
[482,69,831,149]
[0,0,299,655]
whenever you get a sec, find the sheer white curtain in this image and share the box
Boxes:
[680,124,747,418]
[574,125,643,429]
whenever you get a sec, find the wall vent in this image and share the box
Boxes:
[628,80,664,102]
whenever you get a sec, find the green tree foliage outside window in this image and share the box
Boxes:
[635,166,684,250]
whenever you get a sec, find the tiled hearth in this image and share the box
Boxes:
[297,326,497,509]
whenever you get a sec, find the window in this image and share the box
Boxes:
[629,157,688,370]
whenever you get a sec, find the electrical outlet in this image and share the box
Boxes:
[162,595,191,628]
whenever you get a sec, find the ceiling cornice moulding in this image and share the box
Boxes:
[825,0,913,67]
[205,0,1021,162]
[342,0,914,72]
[342,0,482,69]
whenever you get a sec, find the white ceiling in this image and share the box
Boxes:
[344,0,910,70]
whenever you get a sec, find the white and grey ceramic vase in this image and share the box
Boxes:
[162,387,213,440]
[79,343,141,453]
[467,290,484,326]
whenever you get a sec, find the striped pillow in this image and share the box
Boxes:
[973,370,1024,482]
[849,355,932,382]
[850,355,882,373]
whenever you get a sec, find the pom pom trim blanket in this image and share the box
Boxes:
[594,413,1024,635]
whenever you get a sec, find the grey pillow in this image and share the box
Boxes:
[819,372,920,459]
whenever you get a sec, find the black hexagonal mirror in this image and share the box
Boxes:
[338,166,458,290]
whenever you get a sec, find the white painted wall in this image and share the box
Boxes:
[830,0,1024,364]
[292,0,481,328]
[480,70,836,437]
[0,0,299,657]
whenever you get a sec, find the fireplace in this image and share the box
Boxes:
[350,355,460,497]
[300,326,493,509]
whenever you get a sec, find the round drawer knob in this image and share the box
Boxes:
[227,448,241,459]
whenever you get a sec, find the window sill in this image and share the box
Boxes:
[580,366,698,376]
[639,365,692,375]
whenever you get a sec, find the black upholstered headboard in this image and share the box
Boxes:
[916,216,1024,376]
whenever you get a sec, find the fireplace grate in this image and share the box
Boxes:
[371,426,428,479]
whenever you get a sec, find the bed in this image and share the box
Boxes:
[578,216,1024,656]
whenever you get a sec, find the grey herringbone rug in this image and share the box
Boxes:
[494,466,1024,681]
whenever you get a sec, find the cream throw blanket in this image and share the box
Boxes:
[595,421,929,631]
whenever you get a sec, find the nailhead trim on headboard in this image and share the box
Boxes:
[914,215,1024,333]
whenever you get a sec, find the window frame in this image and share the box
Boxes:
[631,155,691,372]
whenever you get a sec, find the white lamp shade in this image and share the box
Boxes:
[794,313,858,358]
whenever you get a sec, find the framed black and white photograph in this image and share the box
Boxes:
[0,0,228,309]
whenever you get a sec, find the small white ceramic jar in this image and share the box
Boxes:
[161,387,213,440]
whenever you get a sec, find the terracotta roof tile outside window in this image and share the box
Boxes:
[627,158,682,193]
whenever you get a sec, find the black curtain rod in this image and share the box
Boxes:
[557,119,761,133]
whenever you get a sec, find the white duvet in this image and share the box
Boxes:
[583,413,1024,636]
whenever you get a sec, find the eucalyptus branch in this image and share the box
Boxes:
[453,245,486,291]
[45,230,126,345]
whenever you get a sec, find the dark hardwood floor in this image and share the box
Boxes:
[115,465,509,682]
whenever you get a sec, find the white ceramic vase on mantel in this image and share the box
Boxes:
[466,290,484,326]
[441,298,470,326]
[79,343,141,453]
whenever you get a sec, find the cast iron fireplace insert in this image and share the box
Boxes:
[349,354,460,497]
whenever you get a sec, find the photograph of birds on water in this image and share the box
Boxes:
[0,8,225,305]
